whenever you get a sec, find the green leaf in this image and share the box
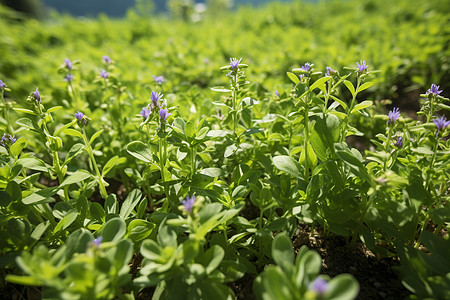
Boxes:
[102,155,119,177]
[273,155,304,180]
[272,233,294,272]
[105,194,119,215]
[63,143,84,165]
[287,72,300,84]
[211,87,232,93]
[16,118,40,131]
[89,129,104,145]
[127,219,155,242]
[9,137,27,157]
[310,76,331,91]
[126,141,153,163]
[46,106,63,113]
[17,157,48,172]
[59,170,92,187]
[198,245,225,275]
[6,275,42,286]
[120,189,142,220]
[357,81,375,93]
[224,144,238,158]
[343,80,355,98]
[101,217,126,242]
[199,167,222,177]
[63,128,83,138]
[325,274,359,300]
[53,209,78,234]
[351,100,373,114]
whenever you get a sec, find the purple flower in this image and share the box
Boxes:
[394,136,403,148]
[153,75,165,85]
[301,62,312,72]
[309,277,329,295]
[33,87,41,103]
[159,108,172,122]
[181,195,195,213]
[0,134,16,148]
[229,58,242,70]
[433,115,450,136]
[356,60,368,73]
[75,111,88,126]
[102,55,111,64]
[64,74,73,82]
[151,91,163,107]
[75,111,84,121]
[387,107,400,124]
[64,59,73,70]
[0,79,5,89]
[93,236,103,247]
[326,67,335,76]
[426,84,443,97]
[140,106,151,119]
[99,69,109,79]
[275,90,279,97]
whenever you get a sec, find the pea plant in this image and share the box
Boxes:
[0,52,448,300]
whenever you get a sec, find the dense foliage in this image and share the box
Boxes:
[0,0,449,299]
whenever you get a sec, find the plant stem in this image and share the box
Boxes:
[82,128,108,199]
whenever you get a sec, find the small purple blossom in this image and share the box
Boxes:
[64,58,73,70]
[33,87,41,103]
[181,195,195,213]
[326,67,335,76]
[64,74,73,82]
[153,75,165,85]
[309,277,329,295]
[102,55,111,64]
[387,107,400,124]
[140,106,151,119]
[275,90,279,97]
[0,79,5,89]
[151,91,163,107]
[75,111,84,121]
[426,84,443,97]
[394,136,403,148]
[159,108,172,122]
[99,69,109,79]
[93,236,103,247]
[433,115,450,136]
[356,60,368,73]
[0,134,16,148]
[229,58,242,70]
[301,62,312,72]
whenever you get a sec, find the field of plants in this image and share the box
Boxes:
[0,0,449,299]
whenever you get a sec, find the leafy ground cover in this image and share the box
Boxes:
[0,0,449,299]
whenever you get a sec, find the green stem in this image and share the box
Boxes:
[82,128,108,199]
[1,91,13,134]
[383,125,394,171]
[340,79,361,142]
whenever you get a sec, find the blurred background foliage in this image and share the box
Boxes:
[0,0,448,116]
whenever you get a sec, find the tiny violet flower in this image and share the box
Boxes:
[326,67,335,76]
[140,106,151,119]
[159,108,172,122]
[64,58,73,70]
[301,62,312,72]
[309,277,329,295]
[0,79,5,89]
[433,115,450,136]
[229,57,242,70]
[151,91,163,107]
[33,87,41,103]
[75,111,88,126]
[64,74,73,82]
[99,69,109,79]
[0,133,16,148]
[394,136,403,148]
[356,60,368,73]
[153,75,165,85]
[181,195,195,213]
[102,55,111,64]
[93,236,103,247]
[426,84,443,97]
[387,107,400,124]
[275,90,279,97]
